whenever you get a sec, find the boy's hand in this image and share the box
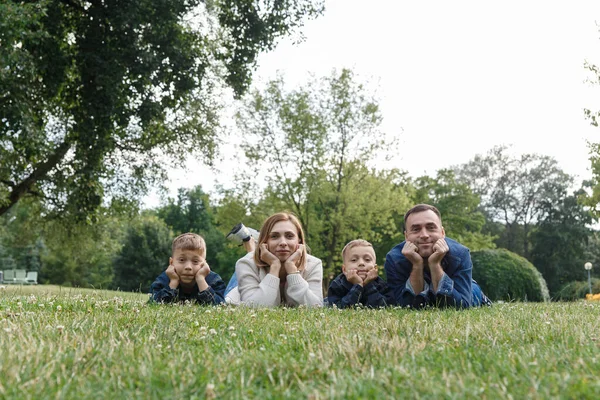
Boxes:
[363,266,379,286]
[195,261,210,291]
[402,240,423,266]
[166,264,179,289]
[196,261,211,278]
[345,269,363,286]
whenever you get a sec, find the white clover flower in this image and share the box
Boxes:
[228,326,235,331]
[194,321,200,327]
[205,310,212,314]
[56,325,65,332]
[0,286,6,291]
[56,305,62,311]
[200,326,208,331]
[248,329,253,333]
[38,303,45,308]
[230,332,237,337]
[209,328,217,335]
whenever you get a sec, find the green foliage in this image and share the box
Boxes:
[454,146,572,258]
[530,192,594,295]
[472,249,550,302]
[236,69,412,279]
[2,287,600,398]
[112,215,172,292]
[0,0,323,217]
[412,169,496,251]
[555,278,600,301]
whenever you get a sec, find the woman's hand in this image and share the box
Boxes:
[260,243,282,275]
[283,244,304,274]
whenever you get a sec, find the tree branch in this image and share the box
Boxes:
[0,141,71,216]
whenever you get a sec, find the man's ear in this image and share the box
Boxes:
[441,226,446,237]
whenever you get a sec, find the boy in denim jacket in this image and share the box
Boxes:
[150,233,226,304]
[326,239,391,308]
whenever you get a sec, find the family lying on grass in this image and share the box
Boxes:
[150,204,492,309]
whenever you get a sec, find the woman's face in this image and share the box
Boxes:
[266,220,300,262]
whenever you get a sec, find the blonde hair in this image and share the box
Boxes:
[254,212,307,269]
[341,239,374,261]
[172,233,206,258]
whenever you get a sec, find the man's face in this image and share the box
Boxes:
[404,210,445,259]
[342,246,376,280]
[170,249,204,284]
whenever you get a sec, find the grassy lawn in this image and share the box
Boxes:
[1,285,599,399]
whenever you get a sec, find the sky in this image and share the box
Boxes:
[146,0,600,207]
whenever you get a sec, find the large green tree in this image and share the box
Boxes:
[0,0,323,218]
[236,69,411,278]
[454,146,571,258]
[530,191,595,295]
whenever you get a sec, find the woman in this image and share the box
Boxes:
[228,212,323,307]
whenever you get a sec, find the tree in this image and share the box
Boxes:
[454,146,571,258]
[411,169,496,251]
[236,69,410,278]
[530,191,595,295]
[112,214,172,292]
[0,0,324,218]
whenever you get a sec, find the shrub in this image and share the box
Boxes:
[554,278,600,301]
[472,249,550,302]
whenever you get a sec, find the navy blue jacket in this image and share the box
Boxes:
[150,271,226,305]
[326,273,392,308]
[384,238,473,309]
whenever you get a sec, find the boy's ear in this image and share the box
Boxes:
[169,257,174,266]
[341,264,347,273]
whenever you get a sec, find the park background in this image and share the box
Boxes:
[3,0,600,301]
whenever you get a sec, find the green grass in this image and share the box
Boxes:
[1,285,599,399]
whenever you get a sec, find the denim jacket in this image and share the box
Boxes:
[326,273,392,308]
[384,238,473,309]
[150,271,226,305]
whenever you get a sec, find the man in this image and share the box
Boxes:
[384,204,490,309]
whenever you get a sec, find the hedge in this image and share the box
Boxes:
[472,249,550,302]
[554,278,600,301]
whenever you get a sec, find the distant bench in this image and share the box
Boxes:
[0,270,38,285]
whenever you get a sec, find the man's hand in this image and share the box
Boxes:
[283,244,304,274]
[345,269,364,286]
[363,266,379,286]
[427,238,449,266]
[166,264,179,289]
[402,241,423,266]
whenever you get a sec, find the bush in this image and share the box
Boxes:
[554,278,600,301]
[472,249,550,302]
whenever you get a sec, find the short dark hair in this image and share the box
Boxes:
[403,204,442,231]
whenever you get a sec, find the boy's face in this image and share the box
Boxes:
[170,248,204,284]
[342,246,376,281]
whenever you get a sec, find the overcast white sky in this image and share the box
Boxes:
[146,0,600,207]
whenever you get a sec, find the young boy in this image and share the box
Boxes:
[326,239,392,308]
[150,233,226,304]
